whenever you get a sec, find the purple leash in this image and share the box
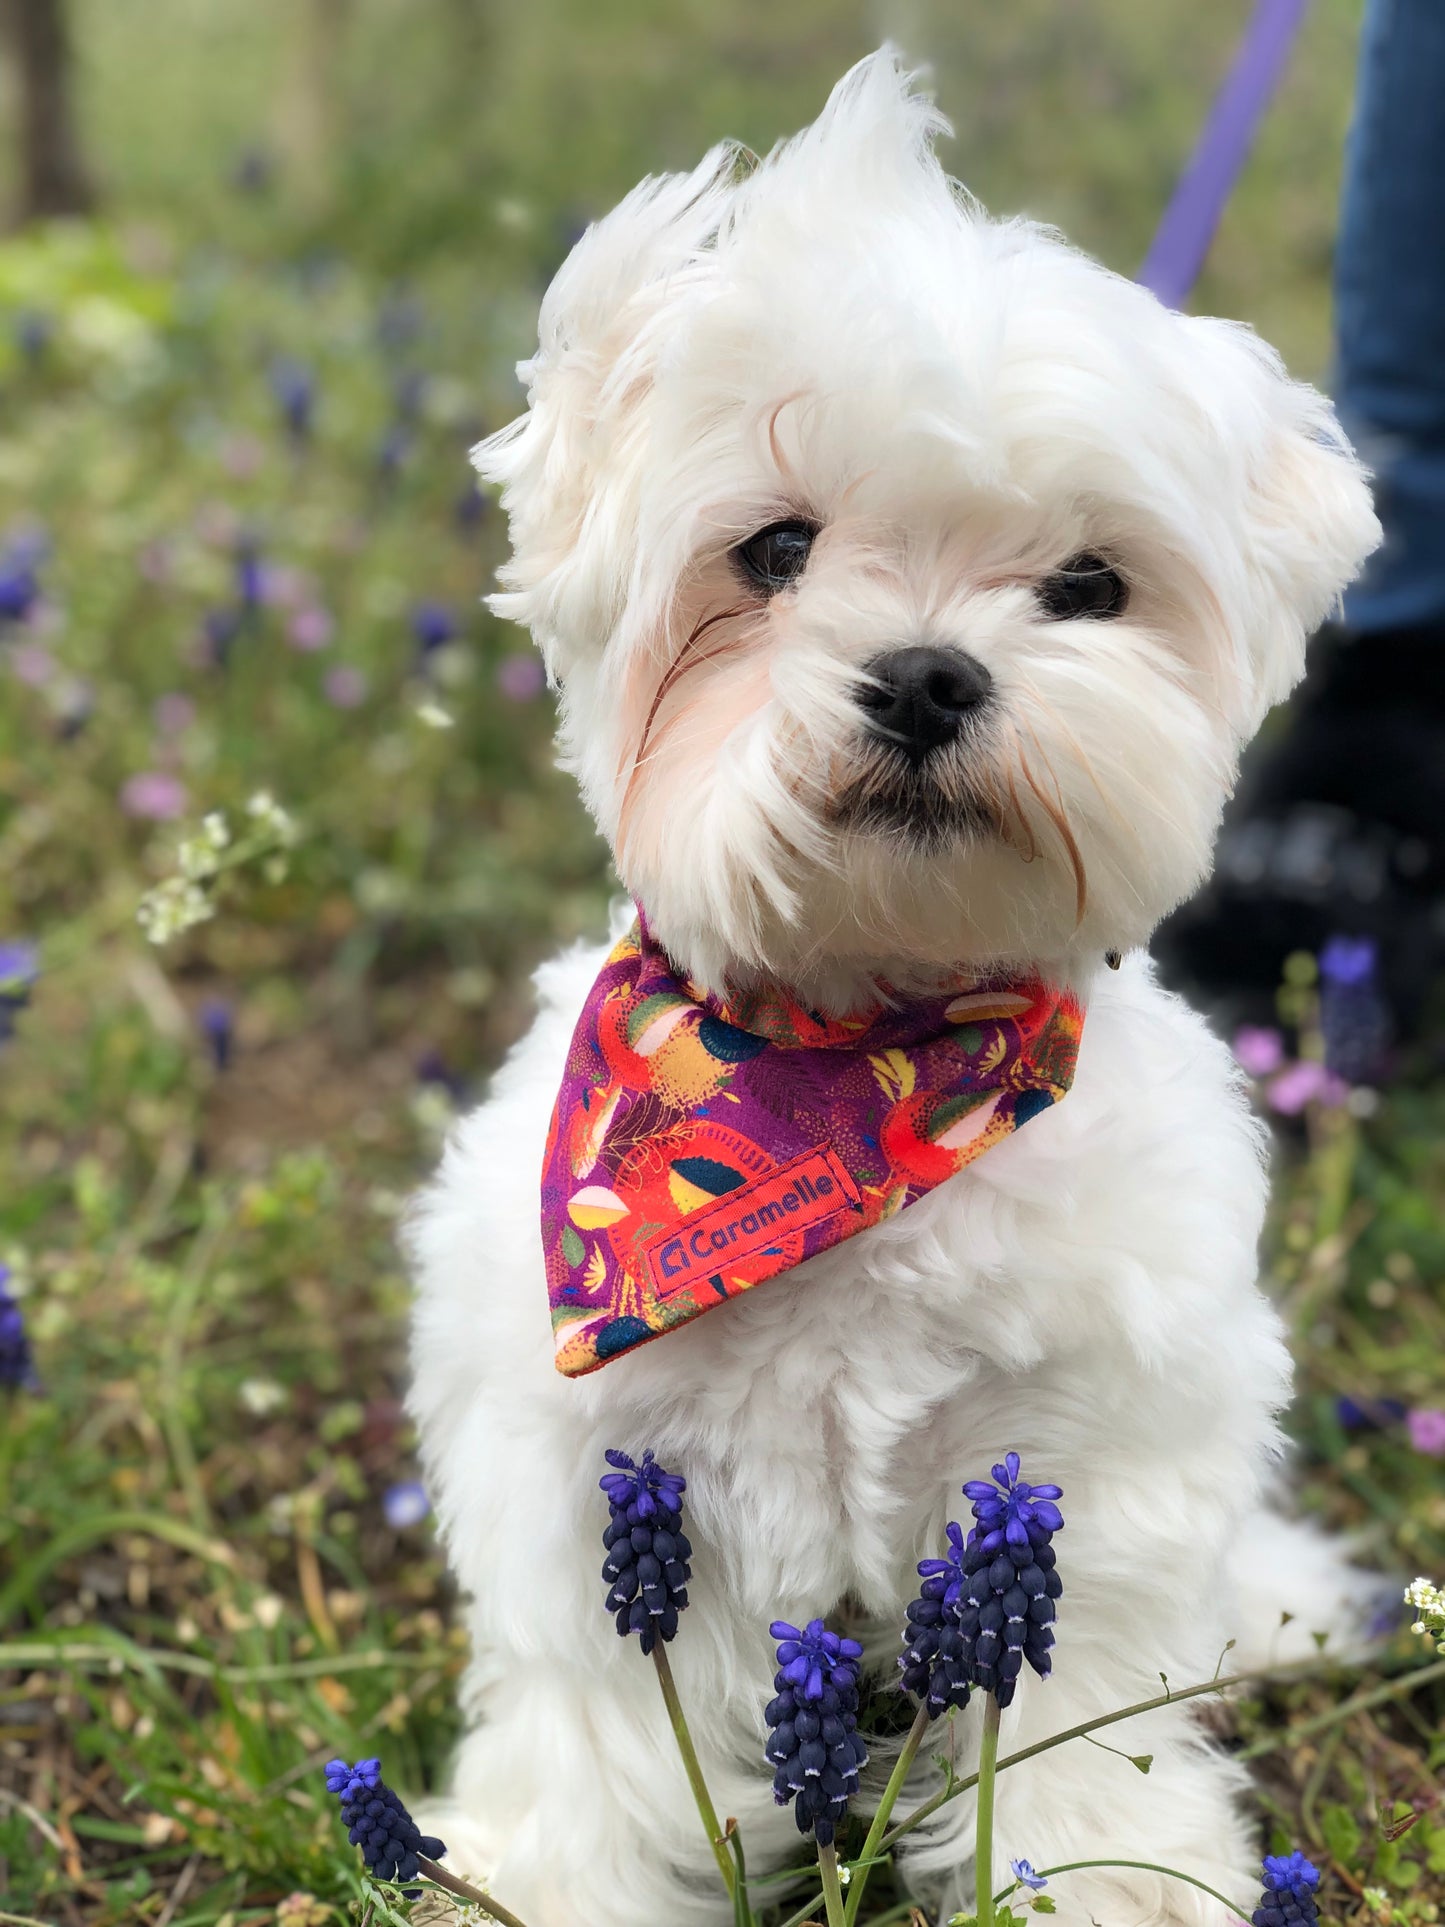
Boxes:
[1139,0,1312,309]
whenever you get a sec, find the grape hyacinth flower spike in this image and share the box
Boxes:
[324,1757,445,1895]
[1252,1852,1321,1927]
[956,1451,1064,1707]
[763,1618,868,1846]
[0,1266,40,1392]
[599,1448,691,1651]
[900,1518,973,1719]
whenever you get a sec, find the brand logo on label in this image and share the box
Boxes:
[645,1146,860,1299]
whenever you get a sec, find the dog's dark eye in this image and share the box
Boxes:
[734,520,816,594]
[1036,553,1129,621]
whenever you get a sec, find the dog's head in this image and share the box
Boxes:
[477,51,1379,1001]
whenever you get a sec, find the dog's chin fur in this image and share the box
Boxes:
[406,48,1383,1927]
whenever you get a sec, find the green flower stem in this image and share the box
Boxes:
[974,1696,1002,1927]
[818,1840,849,1927]
[774,1647,1389,1927]
[844,1701,933,1927]
[652,1642,737,1898]
[415,1853,532,1927]
[880,1648,1376,1855]
[728,1815,757,1927]
[993,1857,1248,1917]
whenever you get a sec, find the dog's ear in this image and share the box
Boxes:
[1182,315,1381,738]
[473,144,745,678]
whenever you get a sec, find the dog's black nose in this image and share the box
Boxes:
[857,645,993,760]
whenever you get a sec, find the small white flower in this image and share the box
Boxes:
[202,811,230,850]
[136,875,214,945]
[178,836,219,881]
[414,699,455,730]
[239,1376,286,1416]
[1404,1575,1445,1637]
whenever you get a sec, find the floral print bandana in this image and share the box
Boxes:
[543,920,1084,1377]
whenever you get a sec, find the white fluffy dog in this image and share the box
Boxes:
[408,51,1381,1927]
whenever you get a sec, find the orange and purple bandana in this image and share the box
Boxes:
[543,921,1084,1377]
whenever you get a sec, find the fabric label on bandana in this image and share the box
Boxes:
[542,919,1084,1378]
[645,1147,861,1299]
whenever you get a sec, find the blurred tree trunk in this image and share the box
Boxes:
[2,0,96,222]
[276,0,353,213]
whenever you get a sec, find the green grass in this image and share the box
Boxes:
[1,1,1442,1922]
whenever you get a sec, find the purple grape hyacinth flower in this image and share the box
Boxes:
[0,560,39,623]
[764,1618,868,1846]
[1317,933,1389,1085]
[269,359,315,442]
[198,999,234,1071]
[324,1757,445,1894]
[1252,1851,1321,1927]
[0,940,39,1041]
[0,1266,40,1392]
[599,1448,691,1652]
[900,1519,973,1719]
[411,602,456,658]
[952,1452,1064,1707]
[1335,1394,1406,1432]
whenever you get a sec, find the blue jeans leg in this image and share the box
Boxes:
[1335,0,1445,634]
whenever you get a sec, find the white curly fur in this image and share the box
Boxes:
[407,50,1381,1927]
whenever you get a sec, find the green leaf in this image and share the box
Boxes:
[562,1225,585,1267]
[1321,1803,1363,1866]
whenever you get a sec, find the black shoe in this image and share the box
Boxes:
[1154,624,1445,1053]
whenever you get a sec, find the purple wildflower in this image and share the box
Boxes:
[1266,1059,1348,1117]
[1318,934,1389,1085]
[1011,1861,1048,1892]
[411,603,456,658]
[235,540,265,608]
[764,1619,868,1846]
[0,941,39,1042]
[383,1481,431,1529]
[1407,1409,1445,1459]
[0,1266,40,1392]
[949,1452,1065,1707]
[599,1448,691,1653]
[121,772,188,821]
[269,359,315,442]
[324,1757,445,1893]
[1252,1851,1320,1927]
[1232,1025,1285,1079]
[900,1520,973,1718]
[198,998,234,1071]
[0,561,39,623]
[1335,1395,1406,1432]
